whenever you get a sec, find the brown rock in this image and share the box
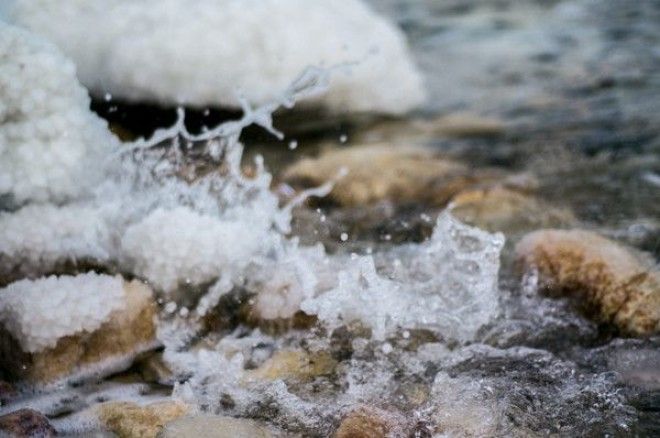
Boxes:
[160,415,273,438]
[0,280,159,384]
[282,144,479,206]
[450,187,575,234]
[335,406,408,438]
[97,400,189,438]
[0,408,56,437]
[245,349,336,382]
[516,229,660,335]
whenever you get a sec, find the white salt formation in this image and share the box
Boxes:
[0,204,112,277]
[0,23,118,203]
[0,273,125,353]
[8,0,425,114]
[302,213,505,341]
[121,207,275,293]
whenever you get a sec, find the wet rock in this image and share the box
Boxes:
[282,143,502,207]
[0,408,56,437]
[334,406,408,438]
[355,113,505,145]
[450,186,575,234]
[136,353,174,385]
[97,400,189,438]
[245,349,336,382]
[160,415,273,438]
[0,280,159,384]
[0,381,16,404]
[516,229,660,336]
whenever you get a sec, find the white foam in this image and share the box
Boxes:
[8,0,425,114]
[0,23,118,203]
[302,213,505,341]
[0,273,125,353]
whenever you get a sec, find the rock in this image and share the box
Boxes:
[0,408,56,437]
[97,400,189,438]
[0,279,159,384]
[516,229,660,336]
[355,113,505,146]
[245,350,336,382]
[450,187,575,234]
[160,415,273,438]
[282,144,502,207]
[334,406,408,438]
[0,381,16,404]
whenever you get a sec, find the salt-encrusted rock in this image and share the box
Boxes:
[335,406,408,438]
[0,23,118,203]
[0,204,112,285]
[121,206,271,293]
[0,408,56,437]
[0,275,158,384]
[97,401,189,438]
[516,230,660,336]
[9,0,424,115]
[161,415,273,438]
[245,350,336,382]
[282,144,503,206]
[450,187,575,234]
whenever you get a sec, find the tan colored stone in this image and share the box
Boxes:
[0,280,158,384]
[160,415,273,438]
[246,349,336,382]
[516,230,660,336]
[355,113,505,145]
[282,144,502,207]
[450,187,575,233]
[335,406,407,438]
[98,401,189,438]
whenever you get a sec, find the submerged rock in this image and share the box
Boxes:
[335,406,408,438]
[97,400,189,438]
[516,229,660,336]
[0,276,158,384]
[245,350,336,382]
[160,415,273,438]
[0,408,56,438]
[282,144,502,206]
[450,186,575,234]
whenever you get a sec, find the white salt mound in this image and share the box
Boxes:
[0,22,118,203]
[121,207,274,293]
[0,204,112,272]
[9,0,425,114]
[0,273,125,353]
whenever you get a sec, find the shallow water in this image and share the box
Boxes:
[2,0,660,437]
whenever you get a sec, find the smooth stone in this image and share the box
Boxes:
[516,229,660,336]
[159,415,273,438]
[97,400,189,438]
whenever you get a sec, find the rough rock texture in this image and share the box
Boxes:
[160,415,273,438]
[245,350,336,382]
[0,408,56,437]
[97,400,189,438]
[282,144,502,206]
[450,187,575,234]
[0,280,158,384]
[516,229,660,336]
[335,406,408,438]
